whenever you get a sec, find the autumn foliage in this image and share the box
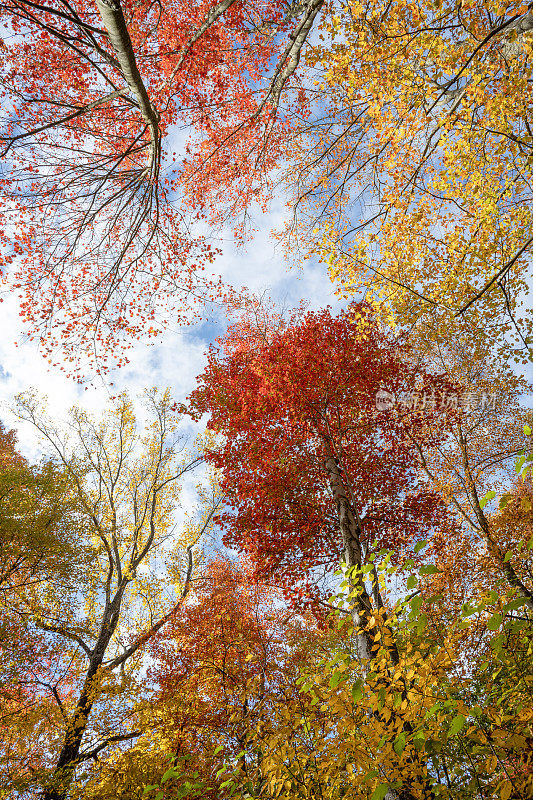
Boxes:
[2,0,533,798]
[191,304,454,602]
[0,0,316,369]
[285,1,533,363]
[149,560,310,773]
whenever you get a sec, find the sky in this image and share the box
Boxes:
[0,195,341,461]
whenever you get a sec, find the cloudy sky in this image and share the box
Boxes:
[0,196,341,460]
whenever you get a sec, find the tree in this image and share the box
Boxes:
[190,302,461,800]
[0,422,84,599]
[393,324,533,611]
[0,421,91,795]
[151,558,293,764]
[1,390,217,799]
[76,558,317,800]
[191,302,453,604]
[0,0,324,369]
[221,556,533,800]
[278,1,533,360]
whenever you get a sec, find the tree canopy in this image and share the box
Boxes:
[1,0,533,798]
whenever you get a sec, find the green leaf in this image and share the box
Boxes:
[213,745,224,755]
[329,669,344,689]
[524,424,532,436]
[410,595,422,614]
[499,493,511,510]
[416,612,428,633]
[371,784,389,800]
[448,714,466,736]
[161,767,180,783]
[487,613,503,631]
[412,731,425,751]
[480,490,496,509]
[406,575,418,590]
[504,598,526,612]
[352,678,364,702]
[425,738,442,755]
[414,540,427,554]
[419,564,439,575]
[393,732,406,756]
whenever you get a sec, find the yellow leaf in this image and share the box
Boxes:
[499,781,513,800]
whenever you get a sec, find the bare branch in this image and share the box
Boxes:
[103,542,197,671]
[76,730,141,762]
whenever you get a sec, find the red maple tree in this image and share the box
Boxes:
[0,0,320,369]
[191,303,455,604]
[148,558,315,791]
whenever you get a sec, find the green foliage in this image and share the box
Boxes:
[198,551,533,800]
[143,755,206,800]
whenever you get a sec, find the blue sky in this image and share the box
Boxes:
[0,194,341,459]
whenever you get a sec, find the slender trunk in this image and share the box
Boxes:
[42,549,195,799]
[324,454,373,662]
[457,425,533,612]
[43,588,125,800]
[324,451,435,800]
[42,654,105,800]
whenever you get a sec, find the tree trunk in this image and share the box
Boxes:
[42,589,125,800]
[42,654,105,800]
[324,452,435,800]
[324,454,373,662]
[95,0,160,177]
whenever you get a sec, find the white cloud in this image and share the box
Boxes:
[0,194,340,460]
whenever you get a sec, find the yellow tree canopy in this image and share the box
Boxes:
[287,0,533,359]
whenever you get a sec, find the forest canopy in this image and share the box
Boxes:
[0,1,532,799]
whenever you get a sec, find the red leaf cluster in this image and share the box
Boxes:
[0,0,307,369]
[191,304,455,604]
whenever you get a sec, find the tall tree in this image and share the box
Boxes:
[279,1,533,359]
[2,390,216,800]
[0,0,323,369]
[0,422,88,797]
[76,558,316,800]
[394,322,533,610]
[221,557,533,800]
[191,302,453,605]
[190,302,460,799]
